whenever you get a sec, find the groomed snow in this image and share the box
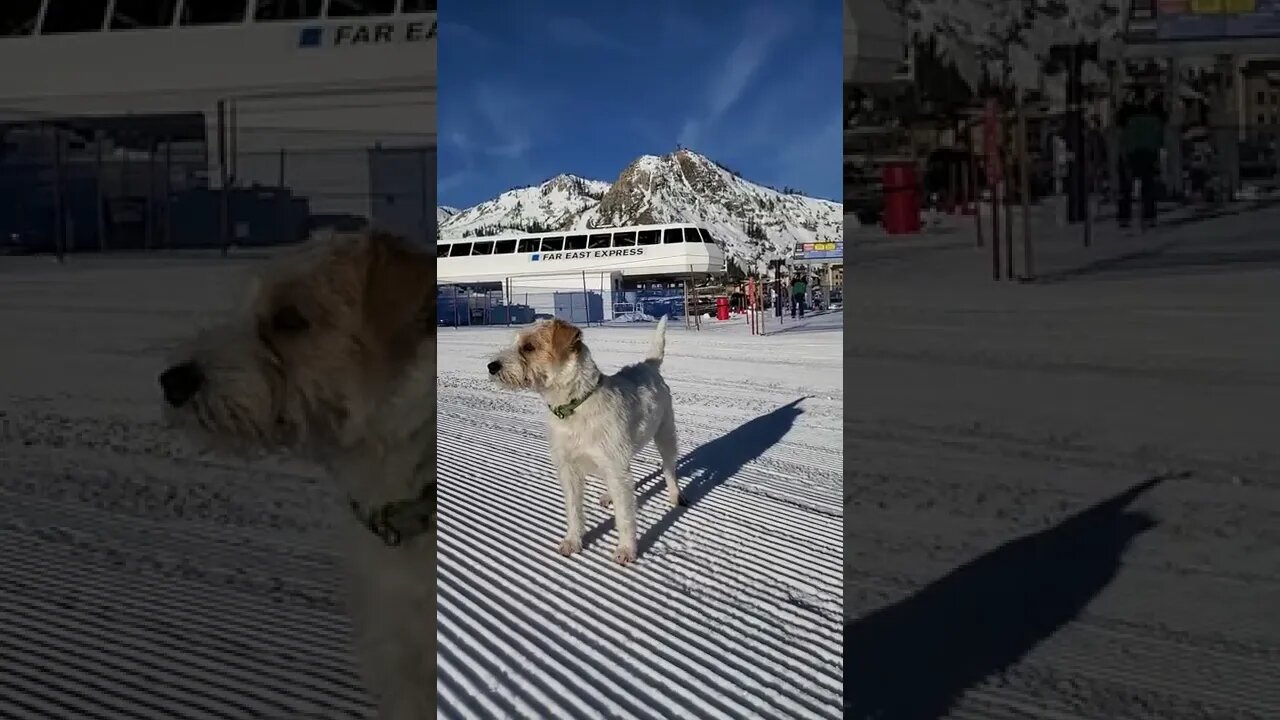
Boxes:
[846,205,1280,719]
[436,314,844,719]
[0,254,373,719]
[0,256,843,719]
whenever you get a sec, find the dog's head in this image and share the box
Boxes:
[159,230,436,455]
[487,318,585,392]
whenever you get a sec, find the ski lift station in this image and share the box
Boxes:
[436,222,727,326]
[0,1,436,254]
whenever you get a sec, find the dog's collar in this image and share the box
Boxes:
[549,379,602,420]
[348,483,436,547]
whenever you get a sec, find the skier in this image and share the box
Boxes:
[790,275,808,319]
[1116,89,1167,229]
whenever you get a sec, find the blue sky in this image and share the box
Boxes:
[438,0,842,208]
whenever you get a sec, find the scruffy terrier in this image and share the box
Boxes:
[488,315,686,564]
[158,230,437,720]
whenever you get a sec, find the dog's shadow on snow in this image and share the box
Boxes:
[844,476,1165,719]
[581,397,807,558]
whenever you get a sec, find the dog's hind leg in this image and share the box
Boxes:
[556,461,587,556]
[654,416,687,507]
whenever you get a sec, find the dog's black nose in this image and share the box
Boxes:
[159,362,204,408]
[487,360,502,375]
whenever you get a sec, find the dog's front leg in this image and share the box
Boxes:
[604,463,637,564]
[346,539,436,720]
[556,461,586,555]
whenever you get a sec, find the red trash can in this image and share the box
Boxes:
[881,161,921,234]
[715,296,730,320]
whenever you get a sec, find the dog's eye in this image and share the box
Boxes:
[520,342,534,353]
[271,305,310,334]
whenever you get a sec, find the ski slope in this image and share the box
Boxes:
[846,206,1280,719]
[0,255,844,719]
[0,255,375,719]
[436,314,845,719]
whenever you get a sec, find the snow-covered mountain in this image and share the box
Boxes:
[439,150,842,270]
[439,175,609,239]
[905,0,1126,103]
[436,205,459,224]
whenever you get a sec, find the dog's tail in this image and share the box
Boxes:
[647,315,669,363]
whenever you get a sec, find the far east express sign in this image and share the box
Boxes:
[531,247,645,262]
[298,18,437,48]
[1157,0,1280,40]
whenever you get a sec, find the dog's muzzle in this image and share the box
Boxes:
[487,360,502,375]
[160,362,204,408]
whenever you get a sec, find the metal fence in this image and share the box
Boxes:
[437,277,717,329]
[435,276,839,334]
[0,120,434,257]
[437,281,668,328]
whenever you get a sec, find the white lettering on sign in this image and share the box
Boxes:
[331,20,437,46]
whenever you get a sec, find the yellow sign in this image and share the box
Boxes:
[1189,0,1256,12]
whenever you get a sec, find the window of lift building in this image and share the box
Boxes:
[179,0,248,25]
[327,0,396,17]
[0,0,42,36]
[40,0,109,34]
[254,0,322,21]
[110,0,179,29]
[401,0,437,12]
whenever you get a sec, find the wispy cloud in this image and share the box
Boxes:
[473,83,532,160]
[438,131,476,194]
[676,4,794,149]
[777,113,843,200]
[439,86,537,204]
[442,86,531,161]
[439,21,499,51]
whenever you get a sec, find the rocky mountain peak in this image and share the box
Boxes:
[440,150,841,270]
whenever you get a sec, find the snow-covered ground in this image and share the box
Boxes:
[436,314,844,718]
[0,255,843,719]
[0,255,375,719]
[846,205,1280,719]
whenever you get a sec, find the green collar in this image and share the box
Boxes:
[549,379,602,419]
[349,483,436,547]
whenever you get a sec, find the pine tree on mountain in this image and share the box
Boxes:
[900,0,1122,99]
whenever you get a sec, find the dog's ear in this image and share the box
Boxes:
[548,319,582,359]
[361,230,436,364]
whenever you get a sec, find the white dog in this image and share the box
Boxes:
[158,230,436,720]
[488,315,686,564]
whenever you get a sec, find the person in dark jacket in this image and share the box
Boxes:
[1116,91,1167,227]
[790,276,808,319]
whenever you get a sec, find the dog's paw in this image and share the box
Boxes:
[598,491,613,508]
[613,544,636,565]
[557,537,583,556]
